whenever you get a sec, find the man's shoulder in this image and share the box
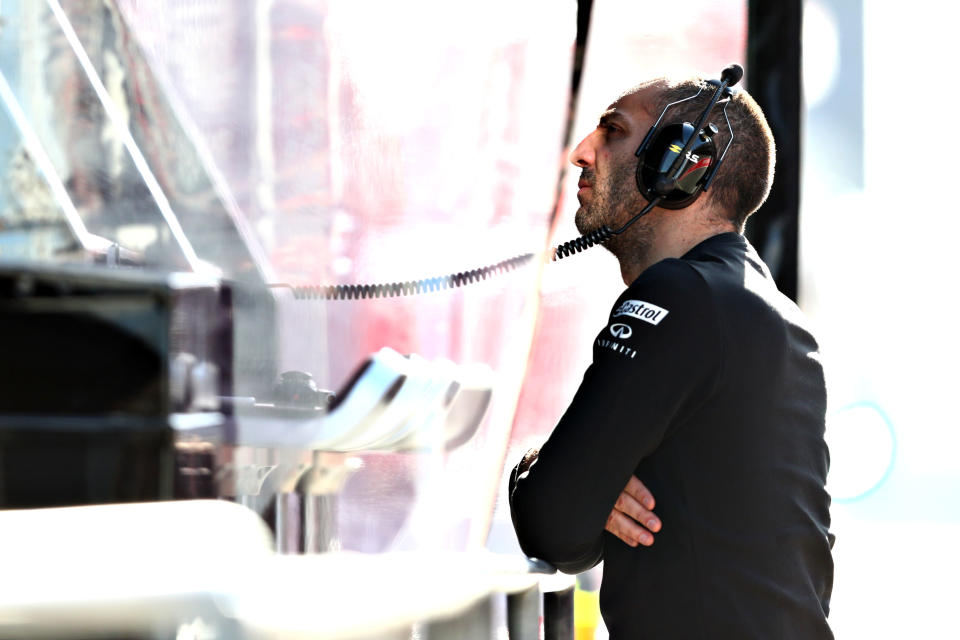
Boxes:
[629,257,706,289]
[620,251,798,342]
[619,259,714,316]
[627,258,712,297]
[609,259,717,338]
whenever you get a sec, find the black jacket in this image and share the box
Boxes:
[509,233,834,639]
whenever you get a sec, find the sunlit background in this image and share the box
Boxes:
[502,0,960,636]
[1,0,958,637]
[799,1,960,636]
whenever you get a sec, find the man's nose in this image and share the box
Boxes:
[569,132,596,168]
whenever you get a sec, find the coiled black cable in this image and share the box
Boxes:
[553,196,660,261]
[552,225,614,260]
[271,197,661,301]
[270,253,535,300]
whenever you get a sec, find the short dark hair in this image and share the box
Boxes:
[633,77,775,231]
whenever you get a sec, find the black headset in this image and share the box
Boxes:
[633,63,743,210]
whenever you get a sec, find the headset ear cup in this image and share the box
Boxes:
[635,123,718,210]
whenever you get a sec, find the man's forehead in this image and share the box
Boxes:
[603,89,654,121]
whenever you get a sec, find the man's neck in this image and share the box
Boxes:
[617,213,736,285]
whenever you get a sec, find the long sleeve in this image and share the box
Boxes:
[508,260,722,574]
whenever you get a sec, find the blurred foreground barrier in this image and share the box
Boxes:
[0,501,577,638]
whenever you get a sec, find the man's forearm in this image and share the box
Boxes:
[508,448,605,574]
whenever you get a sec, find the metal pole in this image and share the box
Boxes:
[543,584,575,640]
[303,493,338,553]
[506,585,540,640]
[275,491,302,553]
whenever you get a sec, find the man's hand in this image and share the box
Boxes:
[605,476,661,547]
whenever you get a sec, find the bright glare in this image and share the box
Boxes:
[825,404,894,501]
[802,0,960,636]
[802,1,840,108]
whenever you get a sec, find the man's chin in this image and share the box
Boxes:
[574,208,593,235]
[575,214,602,236]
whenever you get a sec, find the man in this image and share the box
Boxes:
[508,75,834,638]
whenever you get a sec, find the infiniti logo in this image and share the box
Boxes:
[609,323,633,339]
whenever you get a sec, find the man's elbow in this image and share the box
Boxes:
[516,525,603,574]
[510,495,603,574]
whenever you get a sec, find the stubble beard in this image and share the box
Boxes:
[574,160,653,262]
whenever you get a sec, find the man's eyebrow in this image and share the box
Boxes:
[598,110,628,127]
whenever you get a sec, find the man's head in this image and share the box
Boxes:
[570,75,775,248]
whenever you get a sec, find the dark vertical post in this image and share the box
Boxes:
[507,585,541,639]
[543,584,575,640]
[548,0,595,228]
[303,493,338,553]
[572,0,595,103]
[275,491,303,553]
[745,0,803,301]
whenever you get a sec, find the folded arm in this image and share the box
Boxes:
[508,261,721,573]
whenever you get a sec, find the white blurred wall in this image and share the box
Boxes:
[800,1,960,635]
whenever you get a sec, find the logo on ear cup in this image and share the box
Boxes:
[680,156,712,181]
